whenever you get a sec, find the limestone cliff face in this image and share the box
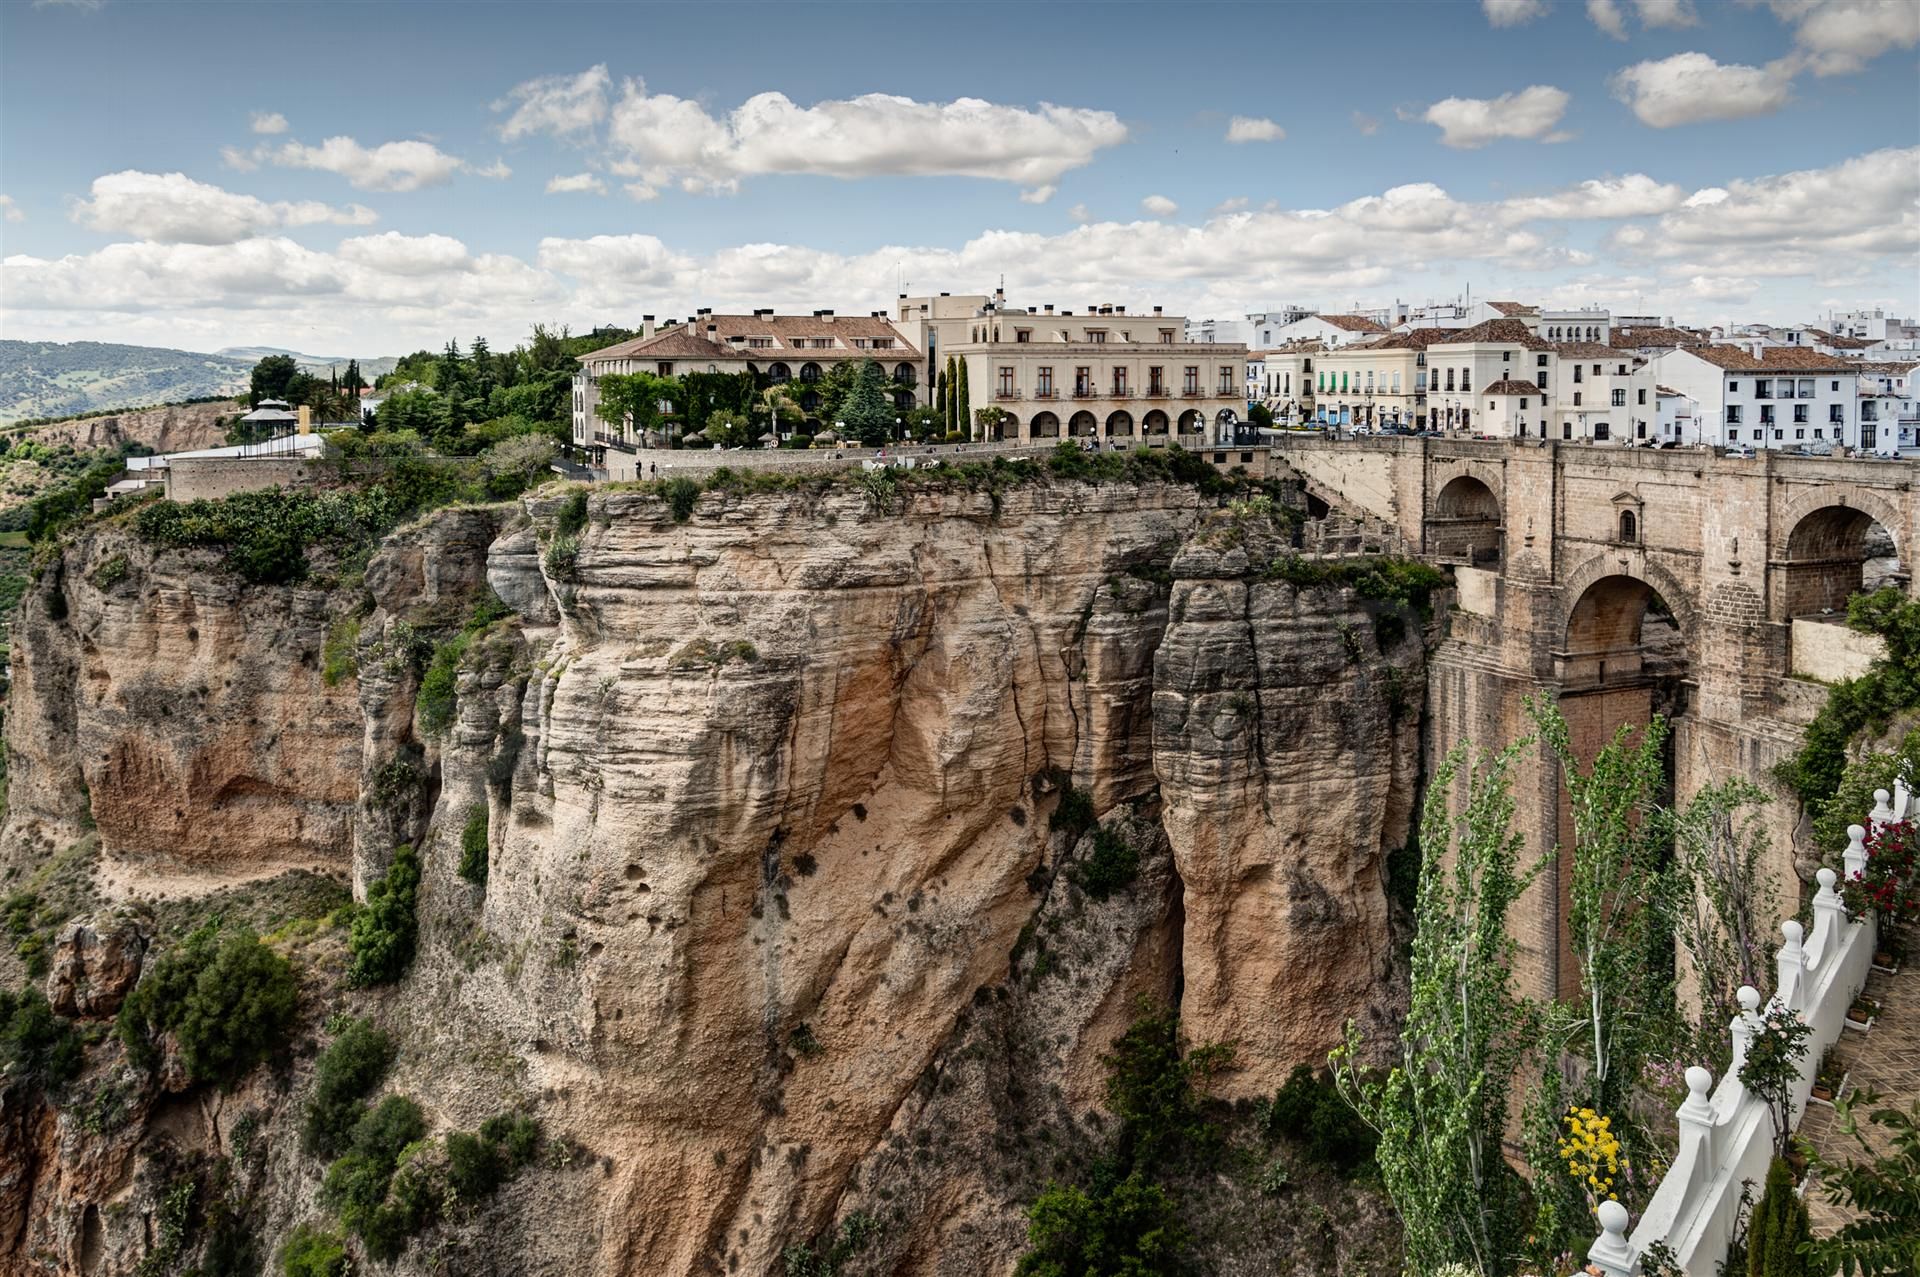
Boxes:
[3,479,1427,1276]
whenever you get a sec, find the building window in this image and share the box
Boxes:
[1637,388,1646,405]
[658,362,675,376]
[1113,367,1129,394]
[1184,366,1199,394]
[1219,366,1234,393]
[1727,405,1742,424]
[1502,350,1512,363]
[1160,329,1175,343]
[1088,330,1106,343]
[1595,422,1610,441]
[1795,428,1805,439]
[1037,366,1054,397]
[1794,404,1808,423]
[1149,366,1165,393]
[1461,370,1472,392]
[1729,381,1739,393]
[1619,510,1637,542]
[1537,354,1548,367]
[1015,330,1030,343]
[1520,398,1529,409]
[1761,405,1775,425]
[1611,389,1627,407]
[998,366,1015,397]
[1075,367,1091,395]
[1829,404,1843,423]
[1574,392,1583,406]
[1563,422,1573,439]
[1830,380,1839,391]
[1574,365,1584,383]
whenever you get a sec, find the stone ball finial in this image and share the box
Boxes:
[1873,789,1890,806]
[1596,1199,1629,1235]
[1850,823,1869,841]
[1738,985,1762,1012]
[1686,1065,1713,1096]
[1783,919,1804,946]
[1818,867,1837,891]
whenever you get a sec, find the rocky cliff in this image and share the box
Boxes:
[1,474,1428,1275]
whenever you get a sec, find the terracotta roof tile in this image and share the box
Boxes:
[1679,345,1766,371]
[581,312,920,363]
[1349,327,1465,351]
[1611,326,1709,349]
[1487,301,1535,317]
[1436,318,1552,350]
[1318,314,1389,333]
[1483,378,1541,395]
[1552,341,1640,361]
[1757,347,1860,372]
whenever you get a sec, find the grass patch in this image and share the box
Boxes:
[320,616,360,688]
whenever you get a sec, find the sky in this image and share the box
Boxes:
[1,0,1916,357]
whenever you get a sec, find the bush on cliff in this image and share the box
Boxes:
[347,846,420,987]
[117,920,299,1087]
[1,986,86,1090]
[303,1016,397,1158]
[1261,1065,1378,1178]
[458,805,489,886]
[279,1224,350,1277]
[1776,587,1920,813]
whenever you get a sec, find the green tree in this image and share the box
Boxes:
[117,921,299,1087]
[1811,1094,1920,1277]
[1333,739,1547,1276]
[250,353,298,405]
[1530,695,1673,1120]
[347,845,420,987]
[944,355,958,431]
[839,358,894,446]
[934,365,949,432]
[1664,778,1780,1070]
[341,358,366,399]
[1016,1173,1187,1277]
[1248,402,1275,430]
[596,371,679,443]
[955,359,971,439]
[705,408,753,449]
[812,359,863,424]
[1746,1157,1812,1277]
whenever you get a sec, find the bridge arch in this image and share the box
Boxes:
[1772,490,1909,618]
[1429,474,1502,567]
[1557,552,1699,651]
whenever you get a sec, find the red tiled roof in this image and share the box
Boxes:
[1758,347,1861,372]
[1349,327,1465,351]
[1611,325,1710,350]
[1483,379,1541,395]
[582,312,920,363]
[1317,314,1389,333]
[1487,301,1535,317]
[1436,318,1552,350]
[1552,341,1640,361]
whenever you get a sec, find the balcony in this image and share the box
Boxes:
[1182,388,1204,398]
[1146,386,1168,398]
[1072,388,1095,398]
[594,431,637,455]
[1033,389,1057,400]
[994,390,1022,401]
[1109,387,1133,398]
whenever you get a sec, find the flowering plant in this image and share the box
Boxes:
[1842,817,1918,927]
[1555,1106,1626,1208]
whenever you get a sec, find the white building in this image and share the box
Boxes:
[1185,308,1314,347]
[1650,346,1862,452]
[1825,308,1920,344]
[1654,386,1703,445]
[1855,359,1920,456]
[1260,313,1389,350]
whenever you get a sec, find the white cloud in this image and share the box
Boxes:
[495,64,611,141]
[1609,52,1791,127]
[1638,147,1919,261]
[1423,85,1571,148]
[1019,184,1057,205]
[1141,194,1179,217]
[1225,116,1285,143]
[1483,0,1548,25]
[545,172,607,196]
[250,111,289,135]
[1352,112,1380,136]
[336,231,472,276]
[32,0,104,9]
[1496,174,1688,220]
[242,134,511,192]
[1588,0,1629,38]
[0,195,22,224]
[1067,203,1091,223]
[219,145,259,173]
[1633,0,1699,28]
[605,80,1127,192]
[1753,0,1920,75]
[623,182,659,202]
[70,171,376,244]
[1212,197,1250,215]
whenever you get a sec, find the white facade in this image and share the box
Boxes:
[1259,314,1387,350]
[1826,308,1920,343]
[1856,360,1920,456]
[1185,308,1314,347]
[1654,387,1703,445]
[1650,348,1861,452]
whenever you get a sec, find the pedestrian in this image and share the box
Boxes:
[649,462,657,477]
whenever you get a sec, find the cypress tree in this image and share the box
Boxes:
[955,360,971,440]
[1746,1157,1811,1277]
[944,355,958,432]
[935,366,948,430]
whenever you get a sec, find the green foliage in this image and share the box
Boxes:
[249,354,299,407]
[954,360,971,439]
[1102,1002,1234,1176]
[782,1211,881,1277]
[280,1223,350,1277]
[1777,588,1920,807]
[117,921,298,1086]
[1333,739,1546,1276]
[836,358,895,446]
[459,805,489,886]
[1266,553,1447,646]
[0,986,85,1090]
[1740,1002,1812,1159]
[321,1094,428,1237]
[26,453,129,544]
[1745,1157,1812,1277]
[1049,777,1096,844]
[1016,1171,1188,1277]
[1811,1094,1920,1277]
[594,371,678,438]
[1810,729,1920,861]
[1262,1064,1378,1177]
[554,488,588,538]
[1072,825,1140,901]
[135,486,399,585]
[303,1016,396,1159]
[320,615,360,688]
[90,553,130,589]
[347,846,420,988]
[543,533,580,582]
[417,592,511,736]
[133,1173,200,1277]
[662,476,701,522]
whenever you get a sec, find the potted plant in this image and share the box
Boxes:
[1846,995,1881,1031]
[1809,1047,1848,1106]
[1872,929,1903,974]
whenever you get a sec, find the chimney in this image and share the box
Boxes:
[1044,304,1054,314]
[706,324,717,339]
[1153,305,1163,316]
[1115,305,1126,313]
[940,291,949,297]
[643,314,656,338]
[697,307,711,317]
[297,404,312,436]
[821,309,835,322]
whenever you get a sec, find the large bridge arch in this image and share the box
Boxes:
[1771,485,1911,619]
[1429,474,1503,567]
[1556,552,1699,660]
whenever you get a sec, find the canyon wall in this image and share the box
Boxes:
[2,477,1428,1275]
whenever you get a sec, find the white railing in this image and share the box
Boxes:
[1585,780,1910,1275]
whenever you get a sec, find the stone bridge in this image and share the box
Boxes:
[1273,436,1919,999]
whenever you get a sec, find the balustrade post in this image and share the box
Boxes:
[1844,824,1869,882]
[1776,920,1808,1013]
[1870,790,1893,833]
[1729,986,1762,1085]
[1895,777,1911,821]
[1586,1200,1634,1277]
[1810,867,1847,958]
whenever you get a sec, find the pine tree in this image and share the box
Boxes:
[955,360,971,440]
[839,359,893,447]
[1747,1157,1812,1277]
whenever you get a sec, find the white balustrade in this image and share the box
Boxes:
[1579,795,1893,1277]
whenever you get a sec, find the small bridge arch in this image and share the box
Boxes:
[1771,485,1911,620]
[1429,474,1503,567]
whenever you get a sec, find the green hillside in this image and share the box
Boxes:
[0,340,253,425]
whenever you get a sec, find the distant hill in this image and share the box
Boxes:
[216,346,400,381]
[0,340,254,426]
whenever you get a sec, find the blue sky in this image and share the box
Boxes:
[2,0,1915,355]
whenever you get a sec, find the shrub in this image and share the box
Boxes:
[135,486,400,585]
[662,477,701,522]
[280,1224,350,1277]
[445,1130,507,1199]
[416,591,512,736]
[117,921,299,1086]
[1048,778,1095,843]
[347,845,420,987]
[90,553,130,589]
[554,488,588,537]
[0,986,86,1090]
[1017,1172,1188,1277]
[1746,1156,1812,1276]
[1777,588,1920,808]
[320,616,360,688]
[321,1095,428,1234]
[1262,1064,1378,1176]
[479,1111,541,1167]
[1073,825,1140,900]
[303,1016,396,1158]
[543,533,580,582]
[459,805,489,886]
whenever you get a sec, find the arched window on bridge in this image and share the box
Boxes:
[1619,510,1637,543]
